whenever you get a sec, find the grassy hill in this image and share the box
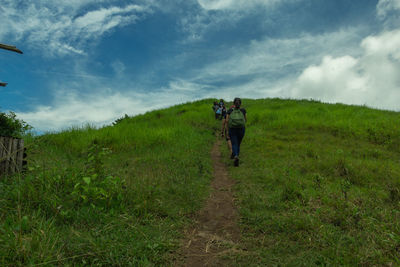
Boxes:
[223,99,400,266]
[1,98,399,266]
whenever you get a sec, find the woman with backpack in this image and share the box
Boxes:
[226,98,246,166]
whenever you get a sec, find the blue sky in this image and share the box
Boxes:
[0,0,400,132]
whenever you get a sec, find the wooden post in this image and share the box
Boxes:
[4,138,12,176]
[0,137,4,173]
[0,137,26,177]
[17,139,24,172]
[11,138,18,173]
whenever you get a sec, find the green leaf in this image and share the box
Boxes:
[83,177,91,185]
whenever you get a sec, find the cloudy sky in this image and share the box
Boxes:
[0,0,399,132]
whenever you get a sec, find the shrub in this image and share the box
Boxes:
[0,111,31,137]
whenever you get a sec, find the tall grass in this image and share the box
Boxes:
[2,97,399,266]
[0,99,218,266]
[223,98,400,266]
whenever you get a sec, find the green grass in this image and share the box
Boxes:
[1,98,399,266]
[0,99,218,266]
[221,99,400,266]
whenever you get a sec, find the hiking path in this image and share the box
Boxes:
[176,137,241,266]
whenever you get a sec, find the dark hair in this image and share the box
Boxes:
[233,97,241,106]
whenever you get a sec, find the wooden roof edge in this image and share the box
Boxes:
[0,43,23,54]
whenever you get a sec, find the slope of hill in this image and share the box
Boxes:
[0,98,399,266]
[222,99,400,266]
[0,99,217,265]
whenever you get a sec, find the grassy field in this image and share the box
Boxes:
[0,99,217,266]
[221,99,400,266]
[1,98,399,266]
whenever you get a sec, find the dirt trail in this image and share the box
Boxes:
[176,138,240,266]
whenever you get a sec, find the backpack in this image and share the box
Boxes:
[228,108,245,128]
[216,107,222,115]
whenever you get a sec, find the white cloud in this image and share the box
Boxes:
[182,27,364,100]
[0,1,151,56]
[16,80,203,132]
[17,89,155,132]
[197,0,232,10]
[177,25,400,111]
[111,60,126,77]
[377,0,400,17]
[193,29,362,80]
[181,0,296,42]
[290,29,400,111]
[291,56,367,103]
[377,0,400,29]
[197,0,286,11]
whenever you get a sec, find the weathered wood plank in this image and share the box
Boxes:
[0,137,4,174]
[17,139,24,172]
[11,139,18,173]
[0,136,25,176]
[4,138,13,176]
[0,43,23,54]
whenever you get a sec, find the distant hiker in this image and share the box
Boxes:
[226,98,246,166]
[220,104,229,137]
[221,104,234,156]
[221,104,227,121]
[212,101,218,112]
[215,99,226,120]
[212,101,220,119]
[215,106,223,120]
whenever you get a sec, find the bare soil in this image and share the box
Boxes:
[176,137,240,266]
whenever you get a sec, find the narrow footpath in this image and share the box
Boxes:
[176,137,241,266]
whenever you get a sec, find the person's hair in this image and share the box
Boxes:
[233,97,241,107]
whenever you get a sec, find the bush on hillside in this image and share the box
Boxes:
[0,111,31,137]
[112,114,130,126]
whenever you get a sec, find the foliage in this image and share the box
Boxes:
[112,113,129,126]
[0,111,32,137]
[71,142,125,208]
[0,99,216,266]
[221,98,400,266]
[1,98,399,266]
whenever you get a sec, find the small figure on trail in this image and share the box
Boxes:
[212,101,221,119]
[226,98,246,167]
[220,104,227,121]
[215,105,222,119]
[212,101,218,112]
[217,99,226,120]
[221,104,234,156]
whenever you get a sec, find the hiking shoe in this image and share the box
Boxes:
[234,156,239,167]
[230,153,235,159]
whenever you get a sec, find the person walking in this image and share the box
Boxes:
[221,104,233,156]
[226,98,246,166]
[212,101,220,119]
